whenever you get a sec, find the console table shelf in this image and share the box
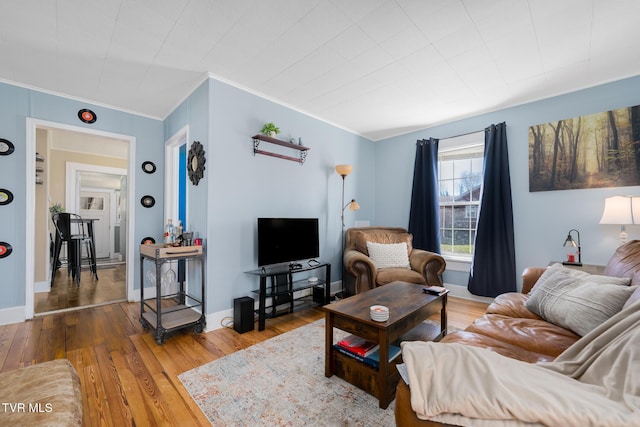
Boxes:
[252,134,310,164]
[246,261,331,330]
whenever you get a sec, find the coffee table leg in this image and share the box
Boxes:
[378,330,390,409]
[325,312,334,378]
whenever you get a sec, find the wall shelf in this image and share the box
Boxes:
[252,134,310,164]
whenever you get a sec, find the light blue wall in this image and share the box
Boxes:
[0,82,164,310]
[375,75,640,288]
[6,71,637,314]
[166,78,374,314]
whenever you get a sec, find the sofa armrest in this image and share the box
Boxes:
[344,249,377,293]
[409,249,446,286]
[521,267,547,294]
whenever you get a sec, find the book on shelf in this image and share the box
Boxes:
[423,285,448,296]
[333,344,402,369]
[337,334,379,357]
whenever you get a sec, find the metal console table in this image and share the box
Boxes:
[139,244,205,344]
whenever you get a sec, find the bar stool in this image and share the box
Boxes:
[51,213,98,285]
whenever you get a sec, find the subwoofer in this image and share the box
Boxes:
[233,296,254,334]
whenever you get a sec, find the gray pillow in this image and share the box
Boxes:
[552,281,639,336]
[525,263,634,336]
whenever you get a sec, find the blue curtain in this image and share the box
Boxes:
[408,138,440,253]
[468,123,516,297]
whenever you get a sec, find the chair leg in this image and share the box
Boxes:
[84,241,98,280]
[73,241,81,285]
[89,239,98,280]
[51,238,63,286]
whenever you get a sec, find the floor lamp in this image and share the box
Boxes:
[336,164,360,298]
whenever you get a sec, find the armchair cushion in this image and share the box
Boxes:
[366,241,410,269]
[377,268,426,286]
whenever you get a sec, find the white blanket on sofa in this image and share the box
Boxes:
[402,301,640,427]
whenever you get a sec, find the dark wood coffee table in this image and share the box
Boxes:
[324,281,447,409]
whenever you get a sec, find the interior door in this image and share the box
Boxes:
[79,190,111,258]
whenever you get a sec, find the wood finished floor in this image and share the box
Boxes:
[35,264,126,313]
[0,296,488,426]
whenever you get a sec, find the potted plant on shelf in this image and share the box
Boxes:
[49,203,64,214]
[260,122,280,138]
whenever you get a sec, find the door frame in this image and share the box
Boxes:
[25,118,136,319]
[164,126,189,226]
[66,165,127,260]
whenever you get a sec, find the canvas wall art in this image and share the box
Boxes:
[529,105,640,192]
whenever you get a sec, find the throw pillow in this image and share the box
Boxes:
[550,282,639,336]
[366,241,411,269]
[525,263,633,336]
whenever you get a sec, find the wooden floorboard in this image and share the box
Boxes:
[0,295,488,426]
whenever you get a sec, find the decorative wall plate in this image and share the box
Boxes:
[0,189,13,205]
[141,161,156,174]
[0,242,12,258]
[187,140,206,185]
[141,236,156,245]
[78,109,97,123]
[141,195,155,208]
[0,138,15,156]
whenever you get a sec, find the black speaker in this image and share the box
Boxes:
[233,296,254,334]
[313,285,325,304]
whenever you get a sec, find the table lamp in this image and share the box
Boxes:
[599,195,640,245]
[562,229,582,266]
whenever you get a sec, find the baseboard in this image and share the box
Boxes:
[34,280,51,293]
[0,305,26,326]
[444,283,494,304]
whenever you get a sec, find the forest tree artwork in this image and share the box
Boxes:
[529,105,640,192]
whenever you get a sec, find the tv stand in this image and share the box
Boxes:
[246,262,331,331]
[289,262,303,270]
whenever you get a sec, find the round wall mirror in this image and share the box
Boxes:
[187,141,206,185]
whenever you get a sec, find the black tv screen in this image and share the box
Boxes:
[258,218,319,266]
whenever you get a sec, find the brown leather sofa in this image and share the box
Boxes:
[342,226,446,296]
[395,240,640,426]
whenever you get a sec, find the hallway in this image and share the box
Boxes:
[35,264,126,314]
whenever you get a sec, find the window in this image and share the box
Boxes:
[438,132,484,258]
[80,196,104,210]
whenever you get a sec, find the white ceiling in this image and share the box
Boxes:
[2,1,639,141]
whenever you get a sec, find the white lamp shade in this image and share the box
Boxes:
[599,196,640,224]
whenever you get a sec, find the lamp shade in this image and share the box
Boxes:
[599,196,640,224]
[335,164,353,176]
[349,199,360,211]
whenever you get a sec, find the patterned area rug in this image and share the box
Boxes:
[179,319,396,426]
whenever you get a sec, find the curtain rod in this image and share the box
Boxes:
[440,128,485,140]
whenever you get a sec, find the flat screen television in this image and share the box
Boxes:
[257,218,319,267]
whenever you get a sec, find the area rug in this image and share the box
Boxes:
[179,319,395,426]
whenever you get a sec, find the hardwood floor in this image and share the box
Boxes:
[0,296,488,426]
[35,264,126,313]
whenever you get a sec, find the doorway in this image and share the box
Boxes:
[25,119,136,317]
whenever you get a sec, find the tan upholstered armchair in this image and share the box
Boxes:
[343,226,446,296]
